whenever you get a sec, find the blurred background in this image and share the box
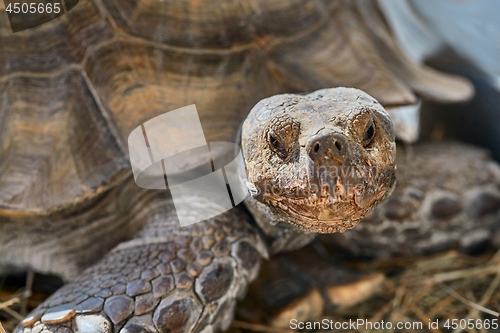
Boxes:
[380,0,500,159]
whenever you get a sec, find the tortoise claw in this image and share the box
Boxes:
[16,313,112,333]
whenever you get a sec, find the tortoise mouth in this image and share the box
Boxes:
[270,197,366,233]
[262,171,373,209]
[278,192,362,215]
[258,168,396,233]
[267,185,366,218]
[266,192,379,233]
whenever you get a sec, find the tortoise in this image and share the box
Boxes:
[0,0,495,332]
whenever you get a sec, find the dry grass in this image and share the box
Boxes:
[0,271,45,333]
[230,250,500,333]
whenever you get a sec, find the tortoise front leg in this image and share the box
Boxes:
[15,203,267,333]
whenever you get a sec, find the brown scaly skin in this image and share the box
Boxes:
[241,88,396,253]
[14,188,269,333]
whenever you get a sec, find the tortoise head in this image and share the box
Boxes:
[240,87,396,234]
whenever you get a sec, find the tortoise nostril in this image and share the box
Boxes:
[308,131,348,162]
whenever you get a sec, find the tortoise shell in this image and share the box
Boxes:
[0,0,472,215]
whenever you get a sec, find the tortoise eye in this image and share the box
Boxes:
[362,122,375,146]
[268,133,288,158]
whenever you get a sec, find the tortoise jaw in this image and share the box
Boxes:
[268,198,364,233]
[265,189,377,233]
